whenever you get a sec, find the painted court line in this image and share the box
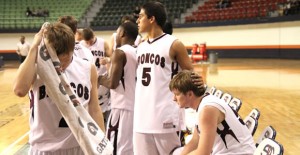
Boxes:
[0,131,29,155]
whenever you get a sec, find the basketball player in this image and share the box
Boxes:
[75,28,84,43]
[80,27,111,127]
[13,23,105,154]
[102,15,141,66]
[134,2,193,155]
[58,15,93,62]
[108,15,141,55]
[98,22,138,155]
[169,70,255,155]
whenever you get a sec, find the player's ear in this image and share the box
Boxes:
[149,16,155,24]
[120,29,126,38]
[187,90,193,97]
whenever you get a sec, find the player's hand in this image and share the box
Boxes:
[31,23,48,48]
[191,72,204,88]
[99,58,107,65]
[100,57,110,65]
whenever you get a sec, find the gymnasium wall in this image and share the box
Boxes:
[0,20,299,60]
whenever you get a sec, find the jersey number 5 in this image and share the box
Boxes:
[142,67,151,86]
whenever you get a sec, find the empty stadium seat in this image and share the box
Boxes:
[244,115,258,136]
[91,0,196,27]
[254,138,284,155]
[208,86,217,95]
[247,108,260,120]
[220,93,232,104]
[185,0,285,23]
[256,126,277,147]
[228,97,242,112]
[214,89,223,99]
[0,0,92,29]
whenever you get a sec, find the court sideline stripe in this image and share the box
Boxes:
[0,131,29,155]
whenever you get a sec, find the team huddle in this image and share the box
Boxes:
[13,1,255,155]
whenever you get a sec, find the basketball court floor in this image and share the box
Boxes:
[0,58,299,155]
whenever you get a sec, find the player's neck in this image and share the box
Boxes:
[122,38,135,47]
[193,93,209,110]
[192,97,202,110]
[148,28,164,40]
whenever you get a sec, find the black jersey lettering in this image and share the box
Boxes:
[39,85,47,100]
[74,45,81,51]
[171,62,179,79]
[91,50,104,57]
[138,53,165,68]
[70,82,90,100]
[39,45,51,61]
[38,83,90,101]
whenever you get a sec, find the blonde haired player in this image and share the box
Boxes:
[169,70,255,155]
[13,23,105,155]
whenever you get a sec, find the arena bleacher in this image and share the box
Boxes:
[0,0,92,30]
[91,0,198,27]
[0,0,299,31]
[185,0,288,23]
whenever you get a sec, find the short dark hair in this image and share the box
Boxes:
[57,16,78,34]
[121,15,136,24]
[120,22,138,41]
[141,1,166,29]
[163,21,173,35]
[45,22,75,55]
[82,28,94,41]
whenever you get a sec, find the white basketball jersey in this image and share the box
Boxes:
[134,34,183,133]
[74,43,93,62]
[80,37,107,75]
[196,95,255,155]
[29,56,92,151]
[80,37,110,112]
[110,44,137,111]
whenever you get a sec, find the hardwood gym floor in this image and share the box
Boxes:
[0,58,299,155]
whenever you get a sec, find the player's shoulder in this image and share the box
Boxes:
[73,55,90,65]
[96,37,105,42]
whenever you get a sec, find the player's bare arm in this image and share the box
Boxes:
[88,64,106,132]
[108,33,115,55]
[98,49,126,89]
[104,41,111,57]
[180,127,200,155]
[13,28,44,97]
[190,106,223,155]
[100,41,112,69]
[170,39,193,71]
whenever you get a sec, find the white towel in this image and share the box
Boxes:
[36,39,113,155]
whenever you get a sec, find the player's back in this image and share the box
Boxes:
[197,95,255,155]
[110,44,136,111]
[74,43,93,62]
